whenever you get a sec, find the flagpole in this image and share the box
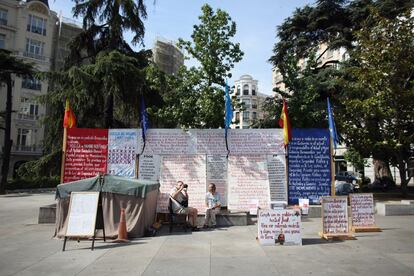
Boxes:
[60,127,67,183]
[285,144,289,205]
[330,137,336,196]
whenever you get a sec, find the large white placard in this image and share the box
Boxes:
[258,209,302,246]
[107,129,138,177]
[267,154,287,202]
[228,129,285,155]
[350,193,376,227]
[322,196,349,234]
[206,155,228,206]
[66,192,99,237]
[227,155,270,211]
[138,154,161,181]
[141,129,196,155]
[159,155,206,213]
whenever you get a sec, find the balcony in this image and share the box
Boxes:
[17,113,39,121]
[23,51,46,61]
[13,145,42,155]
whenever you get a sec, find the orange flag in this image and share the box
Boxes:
[63,99,76,128]
[278,98,292,146]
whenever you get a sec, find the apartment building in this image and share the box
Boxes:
[152,37,184,75]
[232,74,267,129]
[0,0,81,178]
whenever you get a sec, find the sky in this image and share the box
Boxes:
[49,0,314,95]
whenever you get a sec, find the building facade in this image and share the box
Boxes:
[0,0,81,178]
[152,37,184,75]
[232,74,267,129]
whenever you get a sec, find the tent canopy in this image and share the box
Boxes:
[56,174,160,199]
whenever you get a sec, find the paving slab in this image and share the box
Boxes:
[1,192,414,276]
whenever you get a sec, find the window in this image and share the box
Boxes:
[251,99,257,109]
[17,128,34,147]
[27,14,47,36]
[19,98,39,120]
[0,9,7,25]
[235,112,240,121]
[25,38,45,60]
[236,86,240,95]
[242,99,250,109]
[243,84,249,95]
[252,112,257,120]
[22,76,42,90]
[243,111,250,120]
[252,86,256,95]
[0,34,5,49]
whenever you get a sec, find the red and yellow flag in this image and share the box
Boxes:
[63,99,76,128]
[278,98,292,146]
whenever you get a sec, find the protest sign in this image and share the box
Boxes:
[350,193,381,232]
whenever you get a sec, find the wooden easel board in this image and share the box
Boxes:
[66,192,100,237]
[320,196,355,240]
[349,193,381,232]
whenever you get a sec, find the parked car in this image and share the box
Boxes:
[335,181,355,195]
[335,171,359,184]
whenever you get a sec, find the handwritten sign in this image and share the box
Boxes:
[227,155,270,211]
[158,155,206,213]
[288,129,331,204]
[196,130,227,154]
[206,155,227,206]
[107,129,138,177]
[63,128,108,183]
[299,198,310,215]
[258,209,302,246]
[228,129,285,155]
[322,196,349,234]
[350,193,375,227]
[140,129,195,155]
[267,154,287,202]
[66,192,99,237]
[138,154,161,181]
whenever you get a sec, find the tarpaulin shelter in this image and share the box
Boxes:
[55,175,160,238]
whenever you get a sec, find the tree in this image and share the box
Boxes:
[0,50,34,194]
[67,0,149,128]
[338,9,414,195]
[155,4,243,128]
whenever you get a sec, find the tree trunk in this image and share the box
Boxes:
[104,93,114,128]
[373,158,395,190]
[0,75,13,194]
[398,158,410,197]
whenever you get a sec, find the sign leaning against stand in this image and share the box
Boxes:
[349,193,381,232]
[64,192,101,251]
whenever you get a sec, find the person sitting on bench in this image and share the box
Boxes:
[204,183,221,228]
[170,181,199,231]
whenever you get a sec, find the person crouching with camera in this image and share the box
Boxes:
[170,181,199,231]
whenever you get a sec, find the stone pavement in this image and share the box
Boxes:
[1,192,414,276]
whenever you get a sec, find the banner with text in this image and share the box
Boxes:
[63,128,108,183]
[288,129,331,204]
[107,129,138,178]
[227,155,270,211]
[159,155,207,213]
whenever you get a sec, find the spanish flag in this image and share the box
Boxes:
[63,99,76,128]
[278,98,292,146]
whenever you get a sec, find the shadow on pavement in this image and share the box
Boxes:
[302,238,344,245]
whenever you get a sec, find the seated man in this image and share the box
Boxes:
[170,181,199,231]
[204,183,221,228]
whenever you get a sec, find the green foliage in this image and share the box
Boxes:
[338,9,414,189]
[6,176,60,190]
[344,148,370,172]
[178,4,243,86]
[156,4,243,128]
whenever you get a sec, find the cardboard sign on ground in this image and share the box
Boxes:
[350,193,381,232]
[258,209,302,246]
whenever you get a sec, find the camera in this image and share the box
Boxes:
[183,184,188,188]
